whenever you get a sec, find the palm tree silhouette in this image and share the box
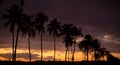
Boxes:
[2,4,24,61]
[59,24,74,61]
[78,34,92,61]
[21,15,35,62]
[63,35,74,61]
[96,47,108,60]
[47,18,61,61]
[91,39,100,61]
[71,26,83,62]
[34,12,48,61]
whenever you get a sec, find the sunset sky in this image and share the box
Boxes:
[0,0,120,61]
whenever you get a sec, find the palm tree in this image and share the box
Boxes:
[59,24,74,61]
[34,12,48,61]
[96,47,108,60]
[78,34,92,61]
[47,18,61,61]
[13,0,25,61]
[71,26,83,62]
[91,39,101,61]
[63,35,74,61]
[2,4,24,61]
[21,15,35,62]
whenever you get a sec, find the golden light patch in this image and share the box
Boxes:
[17,58,28,61]
[76,37,83,43]
[111,52,120,59]
[0,48,120,61]
[0,56,8,61]
[74,52,83,61]
[0,48,12,54]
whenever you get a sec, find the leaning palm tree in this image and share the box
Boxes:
[47,18,61,61]
[34,12,48,61]
[21,15,35,62]
[2,4,24,61]
[71,26,83,62]
[78,34,92,61]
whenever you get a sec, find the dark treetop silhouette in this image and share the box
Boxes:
[2,3,25,61]
[34,12,49,61]
[47,18,61,61]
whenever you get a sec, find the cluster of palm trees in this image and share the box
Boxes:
[78,34,109,61]
[2,0,113,62]
[59,24,83,61]
[2,0,82,62]
[3,0,25,61]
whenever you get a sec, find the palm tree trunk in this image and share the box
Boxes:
[14,29,20,61]
[65,47,68,61]
[41,32,43,61]
[28,35,31,62]
[12,32,15,61]
[71,46,72,61]
[94,50,96,61]
[68,47,69,62]
[54,35,56,61]
[72,43,76,62]
[86,49,89,61]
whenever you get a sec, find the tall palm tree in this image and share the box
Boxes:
[14,0,25,61]
[2,4,24,61]
[91,39,100,61]
[71,26,83,62]
[47,18,61,61]
[34,12,48,61]
[63,35,74,61]
[21,15,35,62]
[59,24,74,61]
[78,34,92,61]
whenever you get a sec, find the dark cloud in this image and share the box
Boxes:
[0,53,40,60]
[17,53,39,59]
[101,42,120,53]
[0,0,120,59]
[0,53,11,59]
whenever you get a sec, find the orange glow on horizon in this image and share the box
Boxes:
[0,56,8,61]
[0,48,120,61]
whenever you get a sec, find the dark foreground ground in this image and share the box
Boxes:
[0,61,120,65]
